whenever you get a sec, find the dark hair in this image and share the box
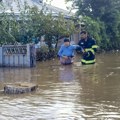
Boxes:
[64,38,70,42]
[80,30,87,34]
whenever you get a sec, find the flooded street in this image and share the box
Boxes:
[0,53,120,120]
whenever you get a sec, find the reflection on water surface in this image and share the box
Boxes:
[0,53,120,119]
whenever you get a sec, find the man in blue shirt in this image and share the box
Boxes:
[58,38,81,65]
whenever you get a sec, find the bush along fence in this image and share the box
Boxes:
[36,46,57,61]
[0,44,36,67]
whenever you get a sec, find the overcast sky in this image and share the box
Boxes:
[44,0,71,10]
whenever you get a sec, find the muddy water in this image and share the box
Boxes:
[0,53,120,120]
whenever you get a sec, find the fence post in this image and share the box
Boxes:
[0,47,3,66]
[27,44,31,67]
[29,44,36,67]
[31,44,36,67]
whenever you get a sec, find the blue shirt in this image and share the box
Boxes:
[58,44,80,57]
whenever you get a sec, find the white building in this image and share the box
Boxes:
[0,0,80,45]
[0,0,74,17]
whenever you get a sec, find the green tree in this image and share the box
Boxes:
[66,0,120,50]
[0,4,75,49]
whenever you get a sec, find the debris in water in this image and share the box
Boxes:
[4,82,38,94]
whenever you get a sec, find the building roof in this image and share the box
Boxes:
[0,0,74,17]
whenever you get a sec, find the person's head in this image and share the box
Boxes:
[80,30,88,39]
[64,38,70,46]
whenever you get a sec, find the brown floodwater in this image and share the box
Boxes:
[0,52,120,120]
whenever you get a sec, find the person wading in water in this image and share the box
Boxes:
[58,38,82,65]
[78,31,98,65]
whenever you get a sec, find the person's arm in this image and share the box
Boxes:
[72,44,84,53]
[78,40,85,53]
[77,46,85,53]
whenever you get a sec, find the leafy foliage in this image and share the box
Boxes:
[66,0,120,50]
[0,3,75,50]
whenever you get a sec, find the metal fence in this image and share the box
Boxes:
[0,44,36,67]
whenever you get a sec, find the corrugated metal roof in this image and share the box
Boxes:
[0,0,43,13]
[0,0,74,16]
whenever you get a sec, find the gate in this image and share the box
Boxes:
[0,44,36,67]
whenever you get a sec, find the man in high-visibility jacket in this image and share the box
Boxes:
[78,31,98,65]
